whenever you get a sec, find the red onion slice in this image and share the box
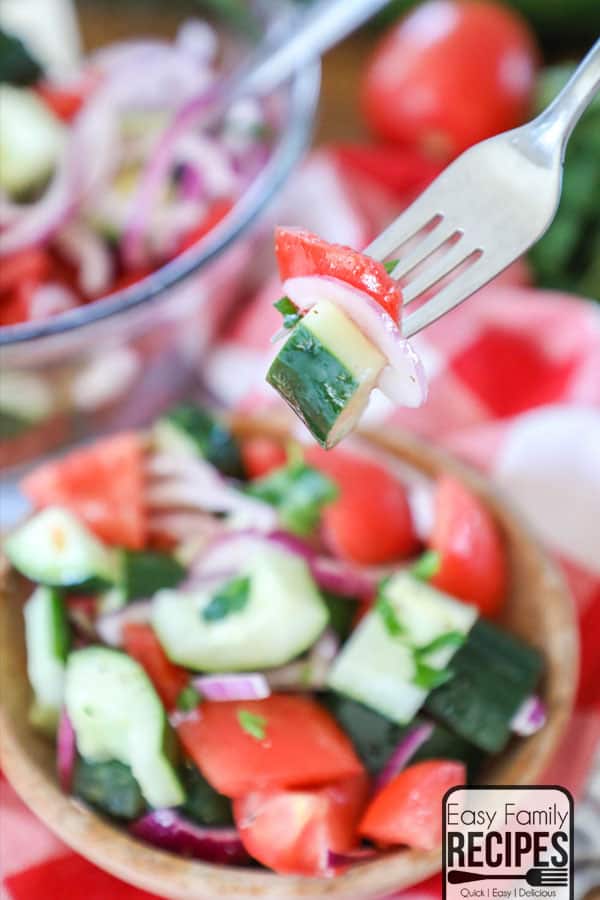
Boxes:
[267,629,339,691]
[310,555,377,600]
[147,454,278,532]
[28,284,79,321]
[268,532,377,599]
[511,695,547,736]
[374,720,435,792]
[56,224,113,296]
[193,530,378,600]
[173,133,235,198]
[283,275,428,408]
[57,708,77,793]
[121,83,220,268]
[130,811,250,866]
[192,673,270,702]
[0,161,77,256]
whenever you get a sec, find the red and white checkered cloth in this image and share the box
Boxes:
[2,150,599,900]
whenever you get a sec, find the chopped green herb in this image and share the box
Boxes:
[413,661,455,690]
[246,460,338,536]
[274,296,302,329]
[237,709,267,740]
[415,630,465,659]
[383,259,400,274]
[376,590,405,638]
[177,684,202,711]
[410,550,441,581]
[202,576,251,622]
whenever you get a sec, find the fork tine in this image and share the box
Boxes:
[402,239,479,305]
[389,223,458,281]
[403,256,491,337]
[364,205,439,261]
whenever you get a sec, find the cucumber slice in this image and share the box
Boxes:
[327,573,478,724]
[322,694,407,775]
[0,85,64,197]
[410,722,484,781]
[152,544,328,671]
[323,695,483,779]
[86,167,140,242]
[5,507,121,588]
[0,30,44,87]
[425,618,544,753]
[65,647,184,809]
[322,592,359,641]
[0,370,55,424]
[98,587,128,614]
[267,301,386,448]
[24,586,70,732]
[73,758,146,821]
[179,761,233,827]
[154,404,243,478]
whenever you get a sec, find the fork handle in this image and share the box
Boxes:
[533,38,600,158]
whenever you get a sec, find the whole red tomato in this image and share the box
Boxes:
[361,0,539,159]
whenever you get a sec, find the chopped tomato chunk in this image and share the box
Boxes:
[22,432,147,549]
[241,437,287,480]
[359,760,465,850]
[234,774,370,876]
[176,695,364,798]
[306,446,419,564]
[0,249,52,294]
[275,227,402,322]
[123,623,189,710]
[429,476,507,616]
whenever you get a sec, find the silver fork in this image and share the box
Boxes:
[366,39,600,339]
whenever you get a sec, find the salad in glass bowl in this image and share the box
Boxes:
[3,404,550,877]
[0,11,319,472]
[0,19,273,325]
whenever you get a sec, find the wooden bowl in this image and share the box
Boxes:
[0,418,578,900]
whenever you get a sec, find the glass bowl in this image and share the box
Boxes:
[0,2,319,477]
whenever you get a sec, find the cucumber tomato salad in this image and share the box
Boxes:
[0,22,269,327]
[267,227,428,448]
[4,406,546,876]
